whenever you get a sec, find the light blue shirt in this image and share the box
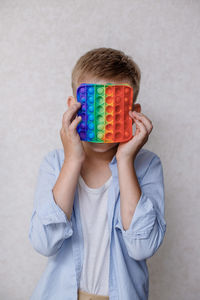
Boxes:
[28,147,167,300]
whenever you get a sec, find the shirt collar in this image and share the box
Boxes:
[109,153,117,165]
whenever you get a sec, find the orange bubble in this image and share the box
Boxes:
[115,123,121,130]
[115,105,121,113]
[124,131,130,137]
[106,115,113,122]
[106,96,113,104]
[106,105,113,113]
[106,87,113,95]
[115,114,120,121]
[115,132,122,139]
[115,96,121,104]
[105,132,113,140]
[106,124,113,131]
[124,87,130,94]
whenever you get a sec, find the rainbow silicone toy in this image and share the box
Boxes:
[76,83,134,143]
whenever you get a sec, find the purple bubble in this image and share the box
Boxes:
[80,131,86,139]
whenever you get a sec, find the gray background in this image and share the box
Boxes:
[0,0,199,299]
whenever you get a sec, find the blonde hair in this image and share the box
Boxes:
[71,47,141,105]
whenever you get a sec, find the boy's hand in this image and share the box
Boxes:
[60,101,86,163]
[116,111,153,161]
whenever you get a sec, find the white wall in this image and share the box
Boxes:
[0,1,199,299]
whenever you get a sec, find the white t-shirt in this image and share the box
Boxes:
[78,174,112,296]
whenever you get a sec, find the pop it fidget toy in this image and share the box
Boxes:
[76,83,134,143]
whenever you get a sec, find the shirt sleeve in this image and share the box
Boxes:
[115,154,167,261]
[28,150,73,257]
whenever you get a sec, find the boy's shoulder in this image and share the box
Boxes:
[44,148,64,161]
[40,148,65,170]
[134,148,162,180]
[135,147,161,164]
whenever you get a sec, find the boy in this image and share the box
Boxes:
[28,47,167,300]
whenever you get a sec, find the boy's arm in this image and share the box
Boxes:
[115,154,167,261]
[28,150,82,257]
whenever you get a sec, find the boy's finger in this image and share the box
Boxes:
[62,103,81,127]
[131,111,153,133]
[133,111,152,125]
[69,115,82,131]
[134,119,148,138]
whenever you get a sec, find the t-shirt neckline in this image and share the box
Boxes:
[78,175,112,194]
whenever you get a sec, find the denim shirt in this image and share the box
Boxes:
[28,147,167,300]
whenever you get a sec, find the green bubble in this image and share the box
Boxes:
[97,132,104,139]
[97,106,104,114]
[96,115,104,123]
[97,87,104,94]
[97,124,104,130]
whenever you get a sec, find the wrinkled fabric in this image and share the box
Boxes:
[28,147,167,300]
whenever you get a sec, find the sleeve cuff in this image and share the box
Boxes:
[115,191,157,239]
[36,189,73,228]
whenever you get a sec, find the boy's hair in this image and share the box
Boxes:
[71,47,141,105]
